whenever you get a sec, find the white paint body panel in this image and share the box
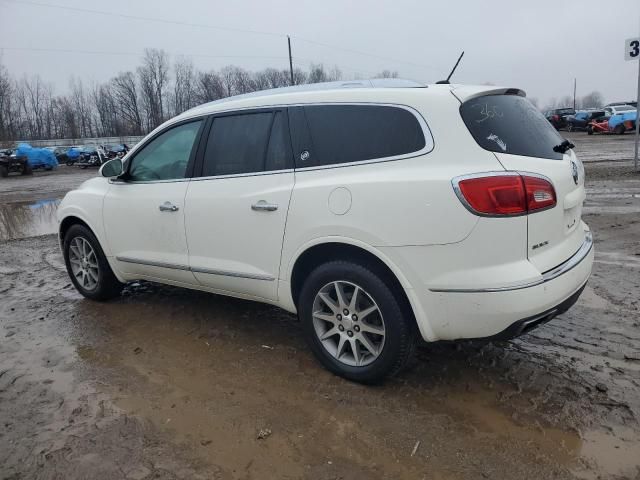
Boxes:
[184,172,294,300]
[58,83,593,343]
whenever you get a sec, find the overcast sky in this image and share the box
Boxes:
[1,0,639,107]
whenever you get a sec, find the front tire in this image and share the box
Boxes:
[615,124,625,135]
[63,224,123,301]
[298,260,415,384]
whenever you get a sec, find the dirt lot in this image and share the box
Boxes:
[1,134,640,480]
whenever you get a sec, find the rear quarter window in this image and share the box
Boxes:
[291,104,428,168]
[460,95,564,160]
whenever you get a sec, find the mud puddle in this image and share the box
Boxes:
[0,198,60,240]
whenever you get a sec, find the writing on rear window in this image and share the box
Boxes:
[460,94,564,160]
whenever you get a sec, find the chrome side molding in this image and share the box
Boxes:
[115,256,275,281]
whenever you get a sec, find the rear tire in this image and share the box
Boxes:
[22,163,32,175]
[63,224,123,301]
[587,126,593,135]
[0,165,8,178]
[566,123,574,132]
[615,124,625,135]
[298,260,416,384]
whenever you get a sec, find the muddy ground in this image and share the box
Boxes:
[1,133,640,480]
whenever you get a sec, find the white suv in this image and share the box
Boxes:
[58,79,593,383]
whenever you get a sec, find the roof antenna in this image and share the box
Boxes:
[436,51,464,84]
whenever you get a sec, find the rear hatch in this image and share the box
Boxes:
[458,91,586,273]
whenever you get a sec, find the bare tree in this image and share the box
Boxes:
[0,62,14,142]
[196,70,226,103]
[138,48,170,130]
[111,72,143,135]
[0,56,400,142]
[558,95,573,108]
[69,77,95,138]
[173,57,197,115]
[375,70,398,79]
[580,91,604,109]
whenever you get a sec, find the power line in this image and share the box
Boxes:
[2,0,438,72]
[1,46,381,79]
[1,0,285,38]
[291,36,438,71]
[0,46,289,61]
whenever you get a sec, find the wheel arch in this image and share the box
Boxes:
[287,239,435,341]
[59,215,94,246]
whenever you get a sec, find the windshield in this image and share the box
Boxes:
[616,106,635,112]
[460,94,564,160]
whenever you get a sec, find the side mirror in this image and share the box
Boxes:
[99,158,123,178]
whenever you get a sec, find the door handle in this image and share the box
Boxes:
[159,201,179,212]
[251,200,278,212]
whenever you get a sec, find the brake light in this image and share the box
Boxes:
[455,174,556,216]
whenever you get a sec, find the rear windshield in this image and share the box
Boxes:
[460,94,564,160]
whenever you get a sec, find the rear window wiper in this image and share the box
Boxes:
[553,139,575,154]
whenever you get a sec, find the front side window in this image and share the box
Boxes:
[128,120,202,181]
[293,105,427,168]
[202,110,293,177]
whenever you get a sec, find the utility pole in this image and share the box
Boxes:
[573,78,576,110]
[287,36,294,86]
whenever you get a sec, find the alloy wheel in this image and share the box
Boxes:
[68,236,99,291]
[312,281,386,367]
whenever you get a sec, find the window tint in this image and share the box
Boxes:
[295,105,426,167]
[203,112,276,176]
[128,121,202,181]
[265,112,293,171]
[460,95,564,160]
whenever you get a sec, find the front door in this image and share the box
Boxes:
[104,119,204,284]
[185,109,294,301]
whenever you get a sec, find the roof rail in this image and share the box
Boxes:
[189,78,427,111]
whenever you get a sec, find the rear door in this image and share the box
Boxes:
[459,93,586,273]
[184,109,295,301]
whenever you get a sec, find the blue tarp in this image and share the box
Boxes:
[608,110,637,131]
[66,147,82,159]
[16,143,58,169]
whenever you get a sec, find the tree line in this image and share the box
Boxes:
[0,48,399,143]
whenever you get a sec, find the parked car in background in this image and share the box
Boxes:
[605,105,636,116]
[58,80,593,383]
[566,110,605,132]
[587,107,638,135]
[605,101,637,109]
[544,107,575,130]
[607,109,637,134]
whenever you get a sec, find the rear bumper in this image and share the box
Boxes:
[414,230,594,341]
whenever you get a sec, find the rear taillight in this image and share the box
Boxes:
[455,173,556,216]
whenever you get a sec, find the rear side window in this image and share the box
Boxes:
[202,111,293,177]
[292,105,427,168]
[460,95,564,160]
